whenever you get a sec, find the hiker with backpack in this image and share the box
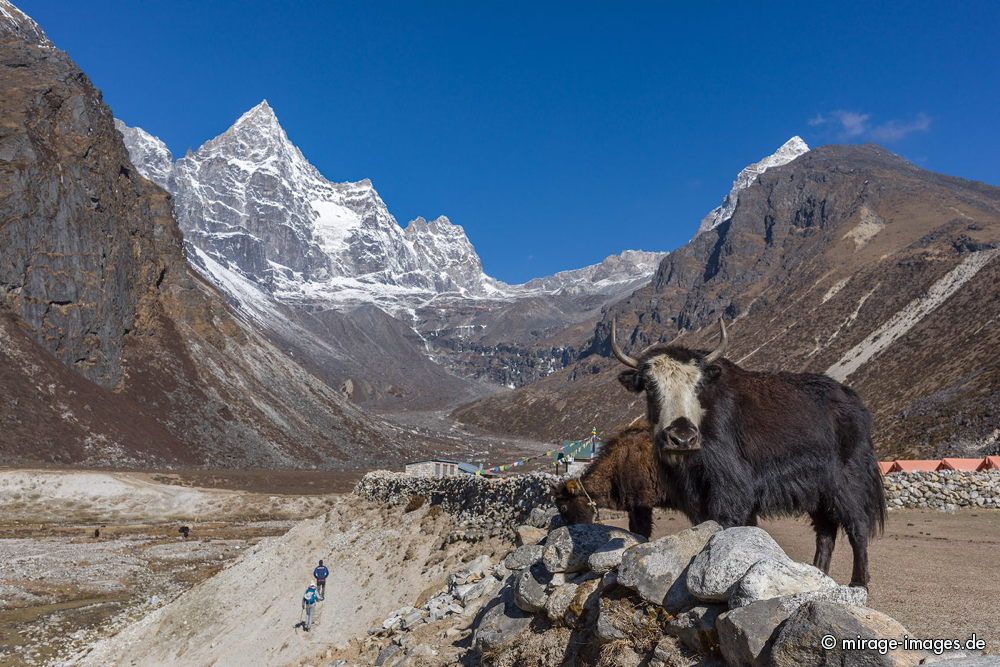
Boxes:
[301,584,319,631]
[313,560,329,600]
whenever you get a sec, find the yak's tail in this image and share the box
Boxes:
[866,443,888,537]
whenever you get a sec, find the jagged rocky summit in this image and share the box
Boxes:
[116,103,665,312]
[696,136,810,236]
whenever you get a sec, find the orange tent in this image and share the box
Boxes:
[978,456,1000,471]
[887,460,940,473]
[937,458,983,471]
[877,462,894,476]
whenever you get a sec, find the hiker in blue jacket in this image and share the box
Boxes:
[313,560,329,600]
[301,584,319,631]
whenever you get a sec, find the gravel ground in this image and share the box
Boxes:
[607,507,1000,655]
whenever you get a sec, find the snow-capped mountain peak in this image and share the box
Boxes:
[114,119,173,188]
[403,216,498,296]
[696,136,810,236]
[518,249,666,295]
[118,102,666,315]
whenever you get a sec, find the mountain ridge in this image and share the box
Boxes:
[115,105,666,310]
[455,144,1000,459]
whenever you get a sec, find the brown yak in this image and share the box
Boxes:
[553,422,669,538]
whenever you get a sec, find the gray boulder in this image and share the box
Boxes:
[687,527,790,602]
[716,587,873,667]
[472,584,534,652]
[769,600,923,667]
[921,659,1000,666]
[544,582,579,624]
[779,584,868,610]
[665,604,725,654]
[716,597,791,666]
[728,558,836,608]
[617,521,721,611]
[588,534,645,573]
[543,524,645,573]
[513,564,551,613]
[504,544,545,571]
[528,506,562,529]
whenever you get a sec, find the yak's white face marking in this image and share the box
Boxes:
[645,355,704,433]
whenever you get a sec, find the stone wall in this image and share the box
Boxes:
[355,470,557,531]
[883,470,1000,509]
[356,470,1000,531]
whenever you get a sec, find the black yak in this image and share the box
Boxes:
[610,318,886,587]
[553,422,670,538]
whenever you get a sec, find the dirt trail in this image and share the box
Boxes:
[67,497,504,667]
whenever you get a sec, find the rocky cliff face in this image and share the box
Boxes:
[0,1,449,468]
[0,9,184,389]
[457,146,1000,458]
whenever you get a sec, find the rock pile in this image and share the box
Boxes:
[379,555,505,634]
[466,516,987,666]
[884,471,1000,510]
[354,471,557,536]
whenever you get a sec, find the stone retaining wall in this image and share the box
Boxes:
[354,470,557,530]
[356,470,1000,527]
[883,470,1000,509]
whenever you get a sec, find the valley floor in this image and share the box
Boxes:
[1,470,997,665]
[0,469,339,666]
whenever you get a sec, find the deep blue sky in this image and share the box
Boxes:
[19,1,1000,283]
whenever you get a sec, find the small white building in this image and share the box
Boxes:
[404,459,480,478]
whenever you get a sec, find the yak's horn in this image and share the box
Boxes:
[703,319,729,364]
[610,316,639,368]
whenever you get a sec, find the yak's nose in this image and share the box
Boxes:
[664,417,700,450]
[668,428,698,448]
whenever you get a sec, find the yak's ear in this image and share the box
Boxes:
[565,479,583,496]
[618,369,643,393]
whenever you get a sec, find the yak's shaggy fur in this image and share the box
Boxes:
[618,344,887,588]
[554,423,669,538]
